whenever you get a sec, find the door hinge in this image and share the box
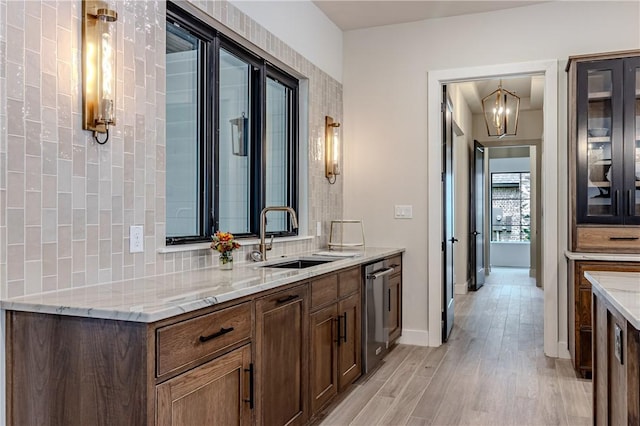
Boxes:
[441,172,445,182]
[441,241,445,252]
[441,102,446,113]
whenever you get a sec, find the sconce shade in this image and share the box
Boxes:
[83,1,117,138]
[325,116,341,183]
[481,82,520,138]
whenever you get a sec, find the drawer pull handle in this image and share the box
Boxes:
[609,236,639,241]
[244,363,254,409]
[276,295,298,304]
[343,312,348,343]
[389,264,400,269]
[199,326,234,343]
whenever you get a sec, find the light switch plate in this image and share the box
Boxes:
[316,221,322,237]
[130,225,144,253]
[394,205,413,219]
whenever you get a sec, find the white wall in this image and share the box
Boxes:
[491,242,531,268]
[342,1,640,345]
[229,0,343,82]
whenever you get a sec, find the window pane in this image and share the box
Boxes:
[491,172,531,242]
[166,23,201,237]
[265,77,291,232]
[218,49,252,234]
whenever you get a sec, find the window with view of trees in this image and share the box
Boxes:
[165,3,298,244]
[491,172,531,242]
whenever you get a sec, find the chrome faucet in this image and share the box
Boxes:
[254,206,298,262]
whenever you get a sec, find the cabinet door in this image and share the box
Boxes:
[337,291,362,391]
[388,274,402,343]
[576,59,625,224]
[310,304,338,414]
[156,344,252,426]
[623,56,640,224]
[255,285,308,426]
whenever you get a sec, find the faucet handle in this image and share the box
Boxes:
[266,235,274,251]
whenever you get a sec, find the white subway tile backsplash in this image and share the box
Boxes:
[58,225,71,258]
[25,191,41,226]
[0,0,342,296]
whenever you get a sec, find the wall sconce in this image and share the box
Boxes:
[230,113,248,156]
[325,116,341,184]
[82,1,118,144]
[481,80,520,138]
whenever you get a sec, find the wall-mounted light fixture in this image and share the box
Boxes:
[325,116,341,184]
[481,80,520,138]
[82,1,118,144]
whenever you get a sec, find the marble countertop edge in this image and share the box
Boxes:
[565,250,640,262]
[0,247,404,323]
[585,271,640,330]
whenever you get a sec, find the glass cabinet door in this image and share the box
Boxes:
[576,60,625,224]
[623,56,640,224]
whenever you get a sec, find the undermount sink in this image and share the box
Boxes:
[262,257,337,269]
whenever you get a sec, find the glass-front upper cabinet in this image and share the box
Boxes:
[575,56,640,225]
[624,57,640,220]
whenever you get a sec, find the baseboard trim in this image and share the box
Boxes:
[557,341,570,359]
[454,280,469,295]
[398,329,430,347]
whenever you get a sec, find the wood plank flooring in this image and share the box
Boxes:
[318,267,592,425]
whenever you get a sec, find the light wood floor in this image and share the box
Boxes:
[318,267,592,426]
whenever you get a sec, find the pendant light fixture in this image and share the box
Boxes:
[482,80,520,138]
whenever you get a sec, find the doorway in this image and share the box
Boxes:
[427,60,561,358]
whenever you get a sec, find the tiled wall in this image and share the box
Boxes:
[0,0,343,298]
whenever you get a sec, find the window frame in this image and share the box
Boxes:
[490,171,531,242]
[165,3,299,245]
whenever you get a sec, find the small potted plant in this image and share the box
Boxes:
[211,231,241,270]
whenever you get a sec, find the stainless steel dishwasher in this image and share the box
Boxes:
[362,260,395,373]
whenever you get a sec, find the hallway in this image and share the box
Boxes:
[318,268,592,425]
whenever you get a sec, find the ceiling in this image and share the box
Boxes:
[312,1,548,31]
[311,1,547,113]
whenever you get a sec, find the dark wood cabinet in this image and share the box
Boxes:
[387,255,403,343]
[156,344,253,426]
[569,260,640,378]
[255,284,309,426]
[337,291,361,391]
[310,303,339,413]
[568,51,640,252]
[7,312,151,426]
[592,287,640,425]
[6,256,400,426]
[309,267,362,415]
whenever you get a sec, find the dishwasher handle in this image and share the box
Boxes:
[366,267,395,280]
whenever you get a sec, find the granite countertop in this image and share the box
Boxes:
[585,271,640,330]
[0,247,404,323]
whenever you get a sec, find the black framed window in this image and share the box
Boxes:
[165,4,299,244]
[490,172,531,242]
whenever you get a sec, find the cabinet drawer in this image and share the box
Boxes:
[311,275,338,309]
[575,227,640,253]
[156,302,252,377]
[338,267,361,297]
[387,255,402,275]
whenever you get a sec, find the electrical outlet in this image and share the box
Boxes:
[130,225,144,253]
[316,221,322,237]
